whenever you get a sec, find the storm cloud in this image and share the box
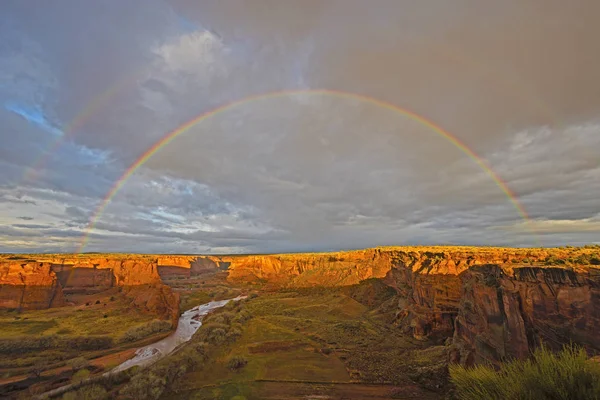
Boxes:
[1,0,599,253]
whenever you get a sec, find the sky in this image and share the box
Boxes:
[1,0,599,254]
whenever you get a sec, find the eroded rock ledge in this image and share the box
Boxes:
[0,256,178,323]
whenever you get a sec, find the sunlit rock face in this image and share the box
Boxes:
[451,265,600,366]
[0,262,65,310]
[0,256,179,324]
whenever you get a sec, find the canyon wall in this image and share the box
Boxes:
[450,265,600,366]
[0,262,65,310]
[2,246,599,364]
[0,256,177,322]
[207,246,600,363]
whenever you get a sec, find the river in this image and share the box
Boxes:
[38,295,245,399]
[113,295,246,372]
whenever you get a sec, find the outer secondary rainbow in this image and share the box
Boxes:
[77,89,535,252]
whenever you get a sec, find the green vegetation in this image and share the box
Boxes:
[119,320,172,343]
[61,384,108,400]
[72,368,91,383]
[227,355,248,371]
[0,335,114,354]
[0,294,158,339]
[178,291,211,312]
[110,284,445,399]
[450,345,600,400]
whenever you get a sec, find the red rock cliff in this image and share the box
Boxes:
[0,262,65,310]
[450,265,600,365]
[0,256,175,319]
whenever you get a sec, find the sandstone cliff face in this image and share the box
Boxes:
[450,265,600,365]
[384,248,550,341]
[0,262,65,310]
[47,257,161,287]
[157,256,197,268]
[0,257,172,317]
[208,249,396,287]
[198,246,600,364]
[125,284,181,325]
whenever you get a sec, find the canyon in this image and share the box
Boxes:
[1,246,599,366]
[0,256,178,323]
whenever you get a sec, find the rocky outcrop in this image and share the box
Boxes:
[212,249,396,286]
[0,262,65,310]
[50,257,161,287]
[0,257,170,315]
[450,265,600,366]
[157,256,198,268]
[125,284,180,325]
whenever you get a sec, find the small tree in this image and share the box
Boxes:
[70,356,89,371]
[120,372,166,400]
[71,368,90,384]
[30,359,47,379]
[227,356,247,371]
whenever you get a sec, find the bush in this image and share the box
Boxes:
[227,356,247,371]
[120,372,166,400]
[208,312,235,325]
[237,310,253,323]
[0,335,113,354]
[449,345,600,400]
[70,356,89,371]
[71,368,90,383]
[194,342,209,361]
[61,384,107,400]
[119,320,172,343]
[197,323,229,344]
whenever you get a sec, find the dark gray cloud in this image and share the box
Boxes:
[0,0,599,253]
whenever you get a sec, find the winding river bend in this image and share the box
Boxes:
[38,296,245,399]
[113,295,246,372]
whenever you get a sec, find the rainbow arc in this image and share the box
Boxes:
[77,89,537,252]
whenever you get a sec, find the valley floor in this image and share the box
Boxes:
[157,280,449,399]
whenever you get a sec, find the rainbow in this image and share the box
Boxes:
[21,47,557,183]
[77,89,535,252]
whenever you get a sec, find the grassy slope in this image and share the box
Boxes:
[0,289,170,386]
[169,285,447,400]
[0,290,153,338]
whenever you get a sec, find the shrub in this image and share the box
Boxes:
[234,310,252,324]
[449,345,600,400]
[208,312,235,325]
[70,356,89,371]
[226,327,242,342]
[227,356,247,371]
[197,323,229,344]
[194,342,209,361]
[72,368,90,384]
[119,320,172,343]
[0,335,113,354]
[120,372,166,400]
[61,384,107,400]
